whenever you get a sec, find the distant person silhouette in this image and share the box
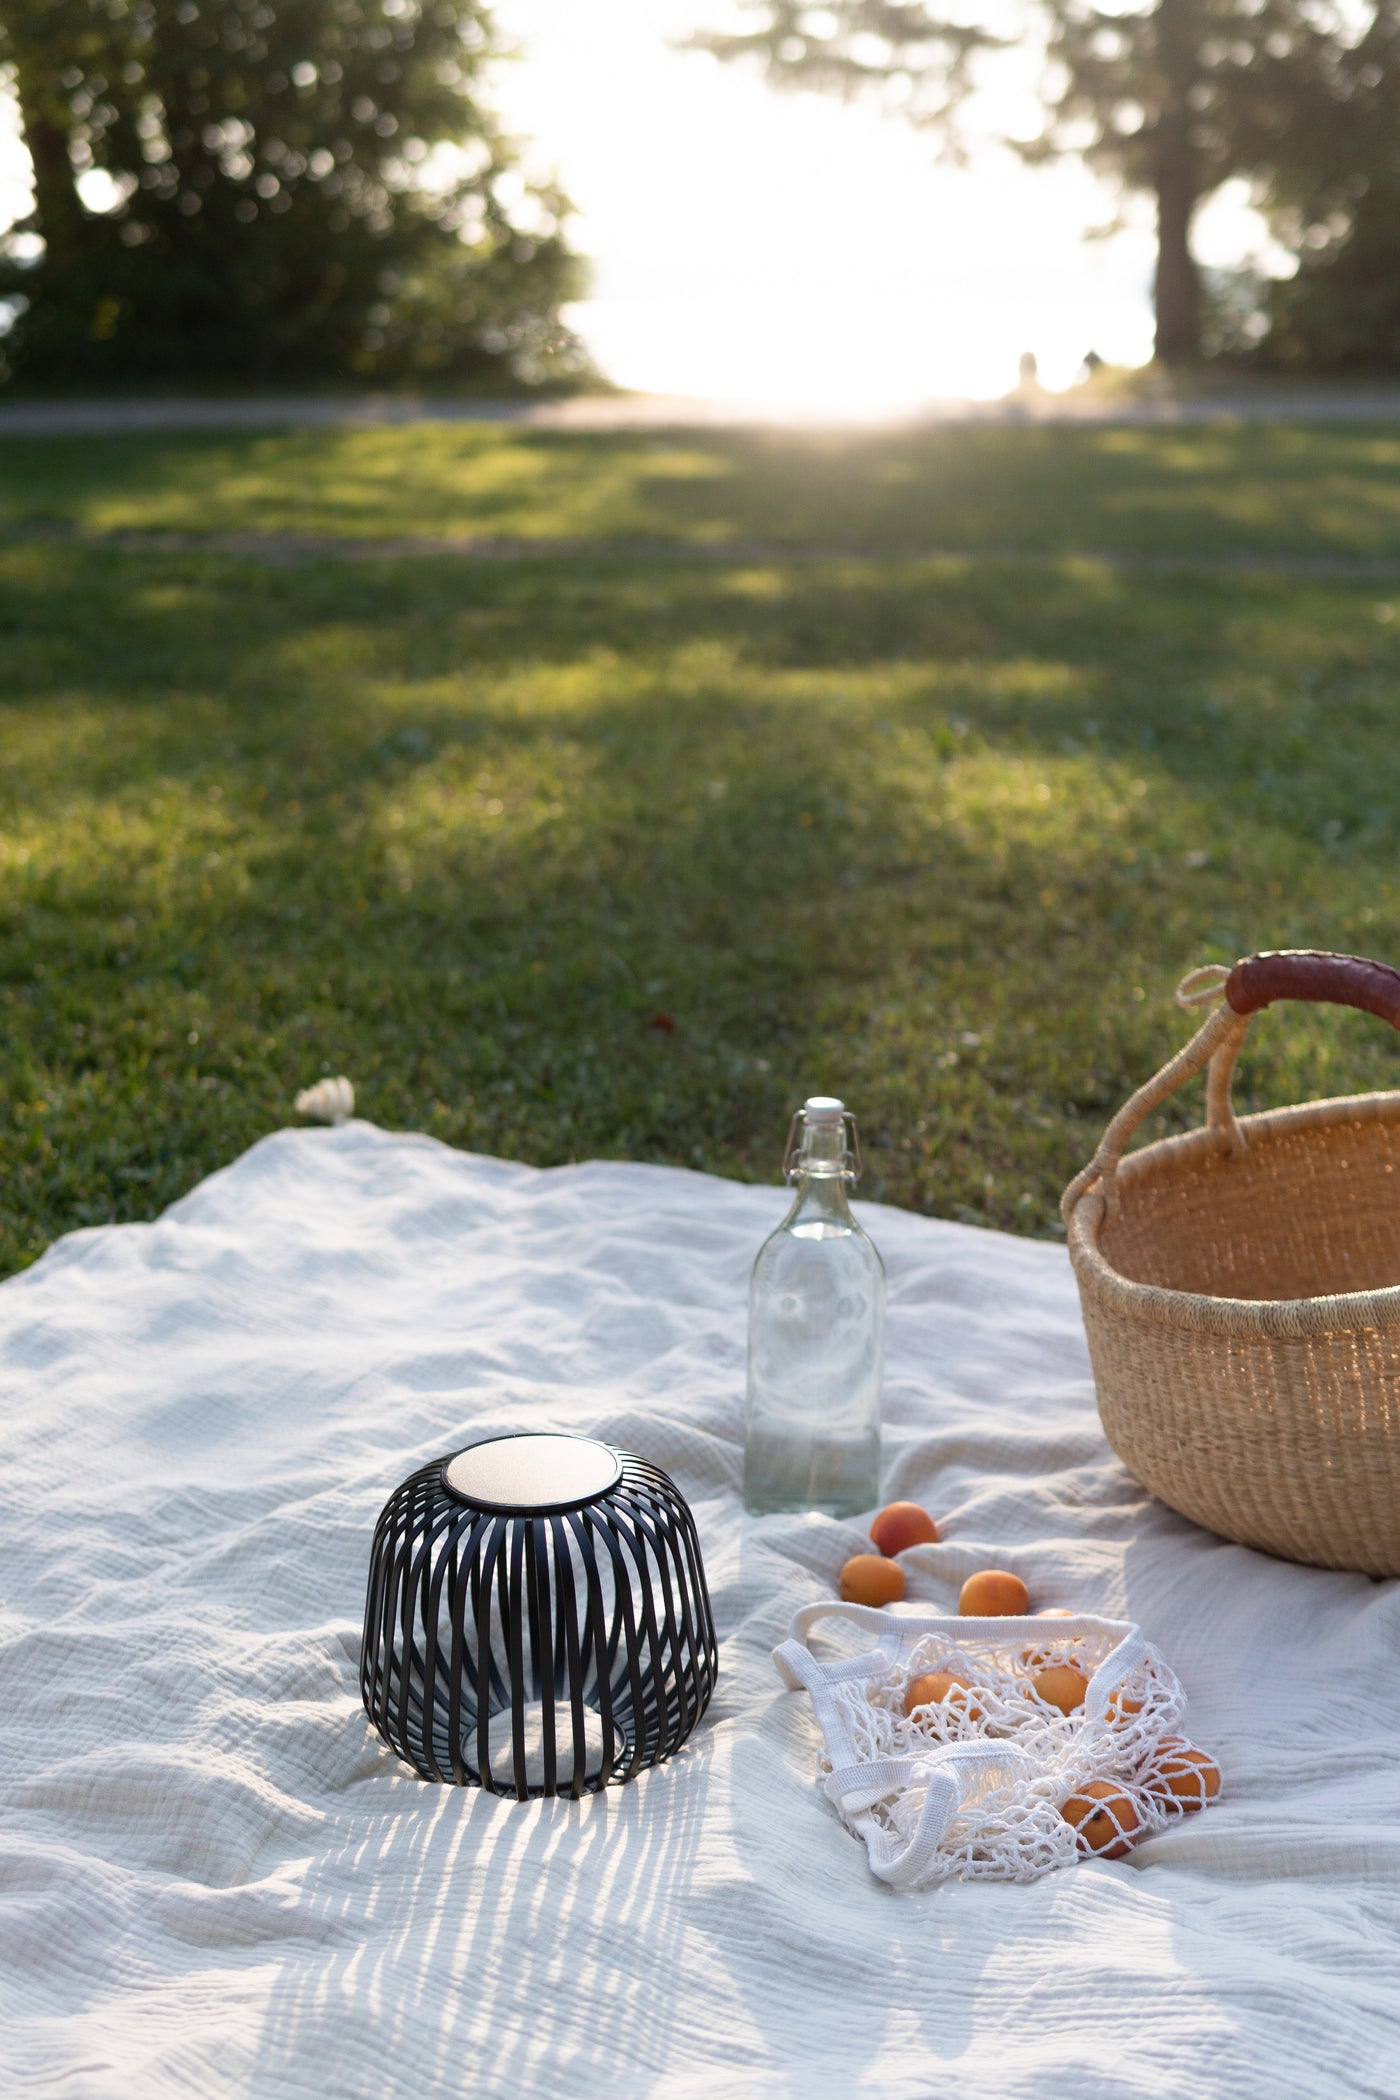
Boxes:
[1018,351,1039,390]
[1080,349,1104,382]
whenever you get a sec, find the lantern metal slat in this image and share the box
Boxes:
[360,1435,718,1800]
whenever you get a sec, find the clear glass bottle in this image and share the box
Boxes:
[743,1096,885,1518]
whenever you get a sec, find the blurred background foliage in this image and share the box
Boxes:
[0,0,588,386]
[1248,0,1400,371]
[3,0,1400,386]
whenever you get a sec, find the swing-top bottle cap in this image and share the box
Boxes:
[784,1096,860,1182]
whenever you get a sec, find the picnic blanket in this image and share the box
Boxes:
[2,1120,1396,2097]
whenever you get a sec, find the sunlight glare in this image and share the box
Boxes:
[498,0,1292,411]
[497,0,1163,409]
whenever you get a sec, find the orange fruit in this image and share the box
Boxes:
[869,1501,939,1556]
[1152,1738,1222,1808]
[839,1553,905,1607]
[959,1569,1030,1617]
[1061,1780,1140,1859]
[1106,1687,1145,1722]
[1031,1665,1089,1715]
[903,1670,983,1721]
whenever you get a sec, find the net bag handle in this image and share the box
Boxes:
[1060,950,1400,1221]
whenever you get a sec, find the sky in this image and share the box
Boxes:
[0,0,1279,410]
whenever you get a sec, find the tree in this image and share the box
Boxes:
[1247,0,1400,369]
[1030,0,1341,365]
[0,0,588,386]
[691,0,1343,366]
[690,3,1000,149]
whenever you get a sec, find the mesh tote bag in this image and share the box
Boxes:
[774,1603,1215,1888]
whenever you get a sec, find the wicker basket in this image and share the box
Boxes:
[1061,950,1400,1577]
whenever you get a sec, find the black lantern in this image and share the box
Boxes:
[360,1433,718,1799]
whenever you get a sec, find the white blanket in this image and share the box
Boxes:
[2,1123,1396,2097]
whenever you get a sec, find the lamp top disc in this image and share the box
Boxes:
[443,1433,623,1514]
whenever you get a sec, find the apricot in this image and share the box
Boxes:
[869,1501,939,1556]
[1031,1664,1089,1715]
[1061,1780,1140,1859]
[1106,1687,1145,1723]
[1036,1607,1077,1619]
[959,1569,1030,1617]
[1152,1738,1222,1808]
[903,1670,982,1721]
[839,1553,905,1607]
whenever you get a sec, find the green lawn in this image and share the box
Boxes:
[5,418,1400,555]
[3,417,1400,1275]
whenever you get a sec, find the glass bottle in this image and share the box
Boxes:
[743,1096,885,1518]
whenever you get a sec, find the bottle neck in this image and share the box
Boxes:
[785,1122,857,1229]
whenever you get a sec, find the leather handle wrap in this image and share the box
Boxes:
[1225,950,1400,1028]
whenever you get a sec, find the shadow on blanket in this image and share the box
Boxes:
[247,1736,714,2087]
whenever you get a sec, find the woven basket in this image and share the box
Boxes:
[1061,950,1400,1577]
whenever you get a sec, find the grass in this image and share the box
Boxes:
[3,417,1400,1275]
[5,419,1400,555]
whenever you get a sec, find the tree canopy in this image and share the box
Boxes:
[692,0,1375,368]
[0,0,588,386]
[1029,0,1346,363]
[1248,0,1400,369]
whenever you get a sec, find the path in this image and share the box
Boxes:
[4,387,1400,437]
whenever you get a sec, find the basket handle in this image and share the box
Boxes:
[1222,949,1400,1023]
[1060,950,1400,1221]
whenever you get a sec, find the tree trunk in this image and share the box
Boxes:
[1153,0,1201,365]
[1154,121,1200,362]
[9,38,86,266]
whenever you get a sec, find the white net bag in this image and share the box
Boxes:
[774,1602,1219,1888]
